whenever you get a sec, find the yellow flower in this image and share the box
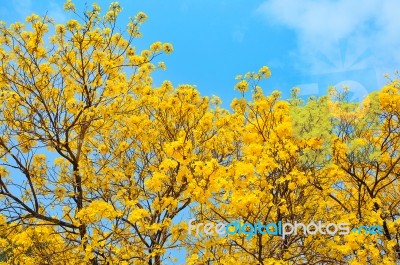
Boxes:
[66,19,79,30]
[259,65,271,78]
[150,41,162,53]
[54,187,66,199]
[288,182,296,190]
[128,208,149,223]
[98,144,109,155]
[163,43,173,54]
[235,80,249,92]
[55,24,66,35]
[136,11,148,23]
[64,0,76,12]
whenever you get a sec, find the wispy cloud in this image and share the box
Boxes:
[256,0,400,74]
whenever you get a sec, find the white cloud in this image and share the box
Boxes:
[257,0,400,75]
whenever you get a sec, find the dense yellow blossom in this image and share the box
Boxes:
[0,1,399,265]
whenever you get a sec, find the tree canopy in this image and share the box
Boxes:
[0,1,399,265]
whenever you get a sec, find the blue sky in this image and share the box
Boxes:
[1,0,400,263]
[2,0,400,108]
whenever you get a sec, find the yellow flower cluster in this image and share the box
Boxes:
[0,1,399,264]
